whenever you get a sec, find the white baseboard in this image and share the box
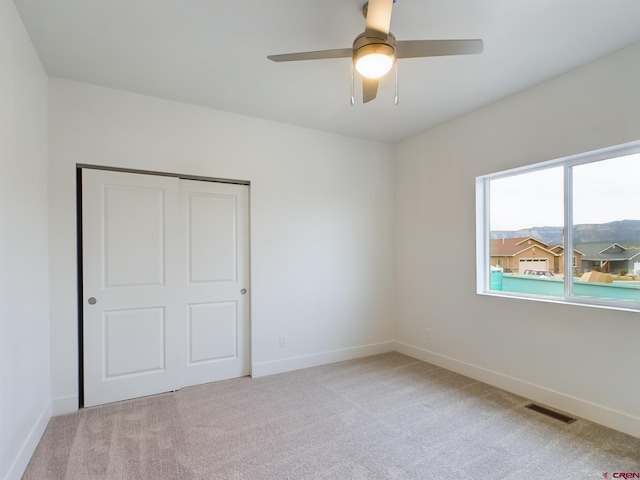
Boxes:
[5,401,51,480]
[252,341,396,378]
[394,341,640,438]
[52,395,78,416]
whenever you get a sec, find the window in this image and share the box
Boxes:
[476,141,640,310]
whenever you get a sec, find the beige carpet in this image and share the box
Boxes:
[23,353,640,479]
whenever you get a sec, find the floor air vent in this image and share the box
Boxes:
[525,403,577,424]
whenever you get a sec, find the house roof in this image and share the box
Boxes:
[490,237,554,257]
[576,243,640,261]
[549,245,585,256]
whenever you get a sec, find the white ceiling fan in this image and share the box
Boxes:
[267,0,484,104]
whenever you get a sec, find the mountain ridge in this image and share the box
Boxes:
[491,219,640,247]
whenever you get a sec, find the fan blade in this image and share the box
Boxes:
[365,0,393,39]
[396,39,484,59]
[363,78,379,103]
[267,48,352,62]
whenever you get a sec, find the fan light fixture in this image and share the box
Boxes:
[267,0,484,103]
[354,43,395,79]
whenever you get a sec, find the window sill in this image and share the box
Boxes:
[478,290,640,314]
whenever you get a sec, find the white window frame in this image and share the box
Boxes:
[476,140,640,312]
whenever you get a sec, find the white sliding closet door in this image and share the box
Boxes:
[180,179,250,387]
[82,169,249,407]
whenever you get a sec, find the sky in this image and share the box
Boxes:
[490,153,639,231]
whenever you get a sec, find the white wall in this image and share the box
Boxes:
[48,78,396,412]
[0,1,50,479]
[394,42,640,437]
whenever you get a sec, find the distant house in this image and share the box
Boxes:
[576,243,640,274]
[490,237,583,274]
[491,237,556,273]
[549,245,584,275]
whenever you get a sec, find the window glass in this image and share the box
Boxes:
[479,142,640,310]
[572,154,640,303]
[489,167,564,297]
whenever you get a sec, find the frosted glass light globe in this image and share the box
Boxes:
[354,43,395,79]
[355,53,394,78]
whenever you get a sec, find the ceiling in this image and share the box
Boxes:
[13,0,640,144]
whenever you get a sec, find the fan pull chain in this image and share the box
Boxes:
[350,63,355,105]
[394,61,399,105]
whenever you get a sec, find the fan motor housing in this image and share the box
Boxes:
[352,32,397,61]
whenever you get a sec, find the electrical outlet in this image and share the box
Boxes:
[279,335,287,348]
